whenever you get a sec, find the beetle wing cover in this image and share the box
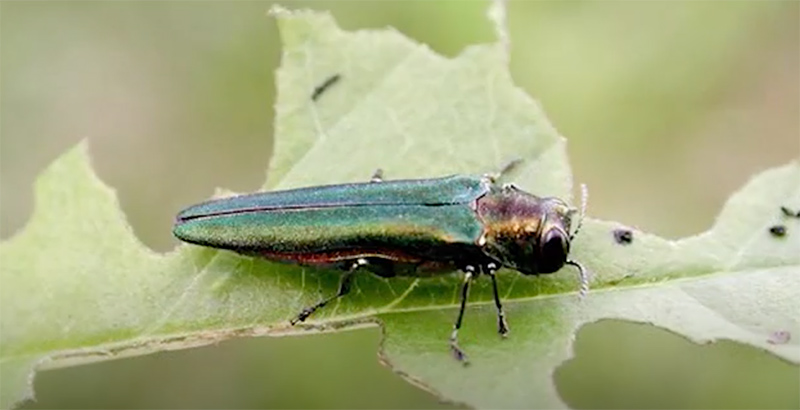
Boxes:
[177,175,485,217]
[174,176,488,262]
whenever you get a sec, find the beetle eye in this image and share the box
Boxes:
[539,229,568,273]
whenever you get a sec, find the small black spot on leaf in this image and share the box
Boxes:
[613,228,633,245]
[768,225,787,237]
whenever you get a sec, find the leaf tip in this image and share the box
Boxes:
[269,4,341,49]
[487,0,510,58]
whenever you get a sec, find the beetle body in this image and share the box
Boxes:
[173,172,587,363]
[174,175,578,276]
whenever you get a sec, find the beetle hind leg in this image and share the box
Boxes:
[290,259,363,325]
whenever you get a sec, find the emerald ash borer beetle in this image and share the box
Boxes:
[173,166,589,363]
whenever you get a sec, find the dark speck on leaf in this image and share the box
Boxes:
[311,74,342,101]
[768,225,786,237]
[613,228,634,245]
[767,330,791,345]
[779,206,800,218]
[780,206,800,218]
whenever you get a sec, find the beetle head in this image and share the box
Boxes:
[476,186,578,275]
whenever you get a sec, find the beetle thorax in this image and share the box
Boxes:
[475,189,573,275]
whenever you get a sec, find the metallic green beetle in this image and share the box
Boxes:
[173,169,588,363]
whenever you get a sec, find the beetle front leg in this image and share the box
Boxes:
[290,259,363,325]
[450,265,475,364]
[486,263,509,337]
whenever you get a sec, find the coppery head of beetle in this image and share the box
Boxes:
[476,184,588,292]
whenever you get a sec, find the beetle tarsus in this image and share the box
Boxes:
[290,307,315,325]
[449,329,470,365]
[497,312,509,337]
[290,294,336,325]
[448,267,474,364]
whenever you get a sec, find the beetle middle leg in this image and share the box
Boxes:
[370,169,384,183]
[486,263,509,337]
[290,259,364,325]
[450,265,475,364]
[484,158,523,183]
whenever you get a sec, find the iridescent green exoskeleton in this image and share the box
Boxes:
[173,167,589,363]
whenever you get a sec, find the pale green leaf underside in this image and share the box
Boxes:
[1,6,798,410]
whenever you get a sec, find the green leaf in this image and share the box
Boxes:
[1,5,797,409]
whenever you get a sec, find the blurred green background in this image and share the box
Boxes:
[1,1,798,408]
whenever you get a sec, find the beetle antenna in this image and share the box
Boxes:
[570,183,588,241]
[566,259,589,299]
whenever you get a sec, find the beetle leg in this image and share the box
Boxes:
[484,158,524,183]
[290,259,363,325]
[486,263,509,337]
[450,266,475,364]
[370,169,384,183]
